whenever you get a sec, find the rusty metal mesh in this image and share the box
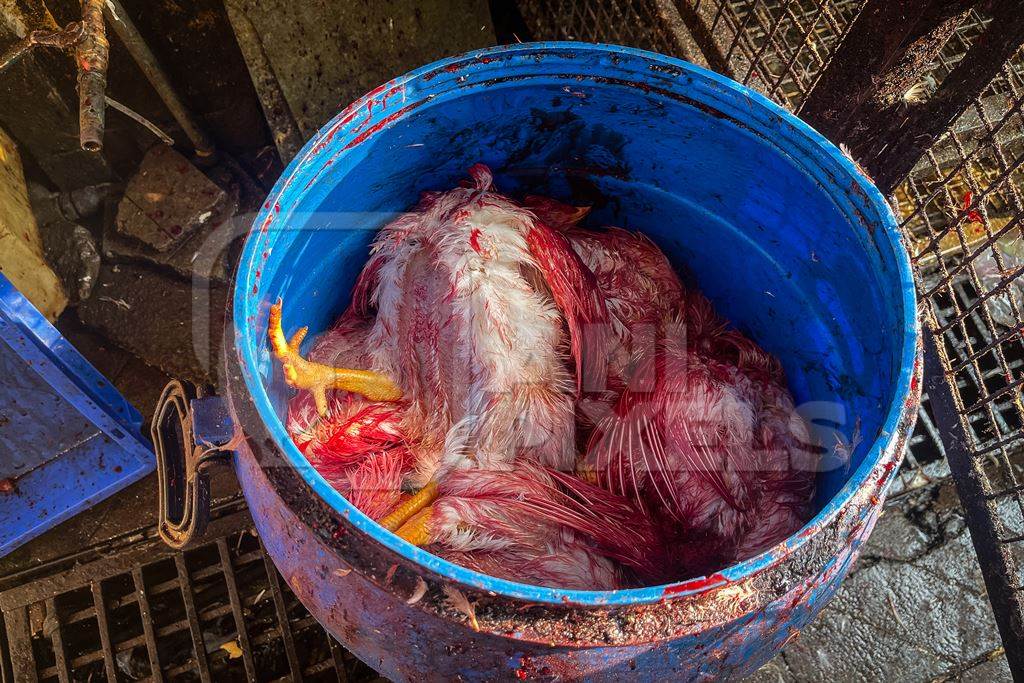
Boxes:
[897,38,1024,584]
[520,0,866,109]
[518,0,690,57]
[689,4,1024,526]
[692,0,866,109]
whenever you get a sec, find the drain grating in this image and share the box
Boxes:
[0,503,380,683]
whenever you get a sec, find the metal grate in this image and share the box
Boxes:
[518,0,695,61]
[697,0,866,109]
[707,2,1024,555]
[518,0,865,110]
[898,32,1024,630]
[0,505,380,682]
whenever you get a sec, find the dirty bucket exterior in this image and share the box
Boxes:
[225,43,920,680]
[0,273,153,557]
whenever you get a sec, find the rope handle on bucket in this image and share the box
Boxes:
[152,379,239,549]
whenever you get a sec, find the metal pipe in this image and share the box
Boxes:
[105,95,174,146]
[102,0,214,157]
[77,0,109,152]
[224,0,303,162]
[0,22,83,74]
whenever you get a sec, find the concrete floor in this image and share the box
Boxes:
[754,481,1010,682]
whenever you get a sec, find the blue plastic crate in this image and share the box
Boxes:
[0,272,154,557]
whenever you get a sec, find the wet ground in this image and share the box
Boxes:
[753,481,1010,682]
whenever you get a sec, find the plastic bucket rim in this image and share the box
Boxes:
[233,41,919,606]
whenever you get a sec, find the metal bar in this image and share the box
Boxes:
[261,548,304,681]
[920,399,948,459]
[2,512,251,610]
[90,581,119,682]
[932,264,1024,333]
[737,3,788,91]
[1,34,40,73]
[920,212,1024,300]
[217,537,258,681]
[0,22,83,74]
[174,554,213,682]
[106,95,175,145]
[924,328,1024,677]
[0,498,249,597]
[673,0,734,76]
[44,598,70,683]
[651,0,709,69]
[930,275,1021,452]
[223,0,302,162]
[971,432,1024,460]
[54,559,223,628]
[4,606,38,683]
[764,2,823,102]
[102,0,215,156]
[801,2,871,109]
[723,0,760,65]
[799,0,976,187]
[898,96,1024,230]
[131,566,164,682]
[327,635,351,683]
[962,374,1024,415]
[77,0,109,152]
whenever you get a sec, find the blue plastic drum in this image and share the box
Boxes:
[224,43,919,680]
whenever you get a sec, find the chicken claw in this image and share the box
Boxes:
[269,299,403,415]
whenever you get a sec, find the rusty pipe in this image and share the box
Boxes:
[0,22,84,74]
[77,0,108,152]
[102,0,214,157]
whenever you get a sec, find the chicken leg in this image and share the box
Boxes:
[378,481,438,532]
[393,505,434,546]
[269,300,403,415]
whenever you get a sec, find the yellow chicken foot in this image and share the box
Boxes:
[268,299,403,415]
[394,506,434,546]
[379,481,439,531]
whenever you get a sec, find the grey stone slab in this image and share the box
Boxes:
[103,207,244,284]
[115,146,234,253]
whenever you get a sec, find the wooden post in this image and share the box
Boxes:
[869,0,1024,190]
[798,0,978,190]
